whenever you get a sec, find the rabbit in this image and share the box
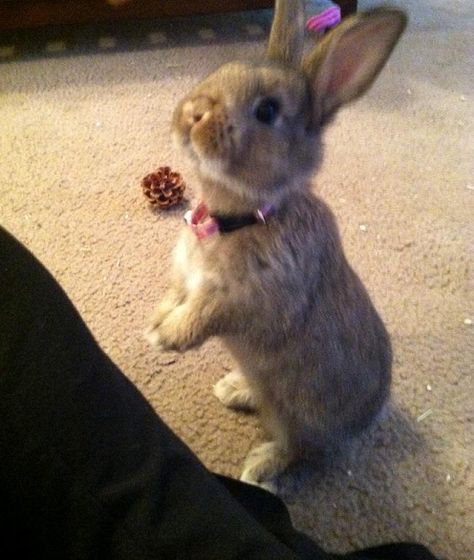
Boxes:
[145,0,407,487]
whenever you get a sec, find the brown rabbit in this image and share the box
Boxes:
[145,0,407,487]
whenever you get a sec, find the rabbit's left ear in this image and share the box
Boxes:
[302,8,407,123]
[267,0,305,66]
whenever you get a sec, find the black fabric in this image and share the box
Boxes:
[212,212,261,233]
[348,543,442,560]
[0,226,441,560]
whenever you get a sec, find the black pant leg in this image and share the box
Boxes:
[0,226,441,560]
[0,226,309,560]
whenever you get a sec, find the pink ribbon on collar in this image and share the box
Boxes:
[184,202,220,240]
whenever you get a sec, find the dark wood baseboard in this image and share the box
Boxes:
[0,1,357,32]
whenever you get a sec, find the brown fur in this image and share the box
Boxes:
[145,1,407,487]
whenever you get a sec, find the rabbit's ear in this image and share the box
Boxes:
[302,8,407,123]
[267,0,305,66]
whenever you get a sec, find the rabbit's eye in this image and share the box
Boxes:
[254,97,280,125]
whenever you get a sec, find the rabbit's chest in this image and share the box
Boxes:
[174,234,219,293]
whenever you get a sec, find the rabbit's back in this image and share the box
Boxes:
[218,191,391,450]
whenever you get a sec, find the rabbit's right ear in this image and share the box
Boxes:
[267,0,305,66]
[302,8,407,124]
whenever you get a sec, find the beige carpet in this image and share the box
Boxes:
[1,1,473,558]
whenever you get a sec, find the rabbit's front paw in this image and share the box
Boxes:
[144,299,178,346]
[144,319,166,348]
[146,306,201,352]
[213,370,257,412]
[144,319,172,350]
[240,442,289,491]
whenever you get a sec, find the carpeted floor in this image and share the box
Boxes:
[1,1,473,558]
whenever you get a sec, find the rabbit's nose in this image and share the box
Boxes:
[183,96,214,126]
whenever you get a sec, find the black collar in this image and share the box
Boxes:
[211,213,263,234]
[184,203,276,239]
[211,204,276,234]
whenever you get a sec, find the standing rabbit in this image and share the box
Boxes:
[146,0,407,487]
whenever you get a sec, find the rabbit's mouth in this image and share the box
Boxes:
[176,125,230,181]
[174,96,234,171]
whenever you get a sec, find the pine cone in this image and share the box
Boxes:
[142,167,186,209]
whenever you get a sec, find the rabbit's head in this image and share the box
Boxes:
[173,1,406,204]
